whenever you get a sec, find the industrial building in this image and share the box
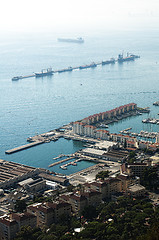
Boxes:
[0,159,46,189]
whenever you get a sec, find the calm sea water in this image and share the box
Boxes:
[0,30,159,174]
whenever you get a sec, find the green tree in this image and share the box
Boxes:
[96,170,109,180]
[140,167,158,190]
[15,226,41,240]
[82,205,98,220]
[15,199,26,213]
[127,151,137,163]
[67,184,74,192]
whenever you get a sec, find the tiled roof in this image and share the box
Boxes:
[0,218,17,226]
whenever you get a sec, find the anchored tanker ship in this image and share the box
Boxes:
[35,68,54,77]
[117,53,138,63]
[58,37,84,43]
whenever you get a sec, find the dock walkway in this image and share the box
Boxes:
[5,141,44,154]
[48,156,74,168]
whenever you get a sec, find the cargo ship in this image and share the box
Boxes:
[79,62,97,70]
[58,37,84,43]
[58,67,73,73]
[102,58,115,65]
[35,68,54,77]
[89,62,97,68]
[118,53,135,63]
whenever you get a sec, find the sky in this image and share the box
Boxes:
[1,0,159,33]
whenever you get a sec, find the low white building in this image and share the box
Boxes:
[94,141,118,151]
[81,148,106,159]
[46,181,58,190]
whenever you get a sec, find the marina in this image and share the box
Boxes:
[120,128,158,140]
[11,53,140,81]
[5,103,152,155]
[60,159,80,170]
[142,118,159,125]
[48,148,117,173]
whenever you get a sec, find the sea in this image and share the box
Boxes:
[0,30,159,175]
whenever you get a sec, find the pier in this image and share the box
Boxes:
[5,141,44,154]
[120,127,132,134]
[48,156,75,168]
[11,54,140,81]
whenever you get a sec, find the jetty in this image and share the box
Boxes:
[52,154,65,160]
[120,127,132,134]
[48,156,74,168]
[11,54,140,81]
[5,141,44,154]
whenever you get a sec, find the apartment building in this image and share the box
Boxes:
[120,163,148,178]
[84,178,121,199]
[0,217,18,240]
[81,103,137,125]
[11,212,36,230]
[117,174,135,191]
[27,201,71,227]
[72,103,137,139]
[68,193,87,216]
[85,181,109,199]
[0,212,36,240]
[95,129,110,140]
[126,184,146,197]
[60,189,102,216]
[82,190,102,207]
[110,133,137,144]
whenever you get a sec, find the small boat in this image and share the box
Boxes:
[72,162,77,166]
[99,124,109,128]
[153,101,159,106]
[60,166,67,170]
